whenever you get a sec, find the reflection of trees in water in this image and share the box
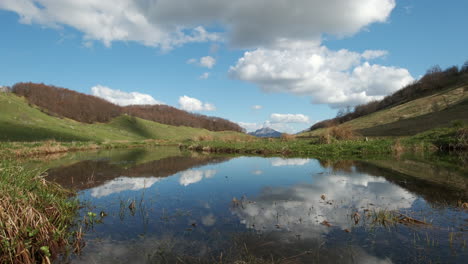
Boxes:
[46,155,230,191]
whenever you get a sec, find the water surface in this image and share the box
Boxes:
[45,148,467,263]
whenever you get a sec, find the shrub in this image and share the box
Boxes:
[328,126,359,140]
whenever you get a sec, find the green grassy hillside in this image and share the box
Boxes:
[0,92,249,142]
[301,85,468,137]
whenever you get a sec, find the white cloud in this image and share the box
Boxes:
[237,122,262,132]
[270,114,310,124]
[91,85,163,106]
[179,169,217,186]
[362,50,388,60]
[199,72,210,79]
[200,56,216,68]
[270,158,310,167]
[178,95,216,112]
[0,0,395,49]
[229,45,414,107]
[251,105,262,110]
[188,56,216,69]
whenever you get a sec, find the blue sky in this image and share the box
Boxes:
[1,0,467,133]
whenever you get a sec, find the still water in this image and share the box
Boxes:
[43,148,467,263]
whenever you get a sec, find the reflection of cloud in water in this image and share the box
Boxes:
[270,158,310,167]
[179,169,217,186]
[70,235,392,264]
[201,213,216,226]
[232,173,415,238]
[252,170,263,175]
[90,177,161,198]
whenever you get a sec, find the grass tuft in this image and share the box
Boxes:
[0,161,78,264]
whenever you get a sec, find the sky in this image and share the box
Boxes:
[0,0,467,133]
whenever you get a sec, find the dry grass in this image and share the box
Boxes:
[194,135,214,142]
[0,163,78,264]
[317,126,359,144]
[391,139,405,157]
[280,133,296,141]
[329,126,359,140]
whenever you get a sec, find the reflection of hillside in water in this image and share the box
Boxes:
[355,160,468,204]
[317,159,468,204]
[46,155,230,191]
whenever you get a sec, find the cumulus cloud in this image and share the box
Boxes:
[0,0,395,49]
[270,114,310,124]
[178,95,216,112]
[199,72,210,79]
[91,85,163,106]
[179,169,217,186]
[230,45,414,107]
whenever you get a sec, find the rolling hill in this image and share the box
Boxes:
[0,92,250,142]
[300,84,468,137]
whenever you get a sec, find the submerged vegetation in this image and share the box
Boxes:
[0,162,78,264]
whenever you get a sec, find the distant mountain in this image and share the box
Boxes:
[248,127,282,138]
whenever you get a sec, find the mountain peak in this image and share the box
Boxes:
[248,127,282,138]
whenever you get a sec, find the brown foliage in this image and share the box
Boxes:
[13,82,121,123]
[123,105,244,132]
[12,82,244,132]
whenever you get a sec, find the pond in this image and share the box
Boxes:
[42,148,467,263]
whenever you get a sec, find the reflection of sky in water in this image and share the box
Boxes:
[178,169,217,186]
[57,155,466,263]
[90,177,162,198]
[231,172,415,238]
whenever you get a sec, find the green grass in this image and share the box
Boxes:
[301,85,468,137]
[182,137,396,158]
[359,99,468,136]
[182,123,468,159]
[0,161,78,264]
[0,92,249,143]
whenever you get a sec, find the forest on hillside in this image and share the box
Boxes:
[11,83,244,132]
[309,61,468,131]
